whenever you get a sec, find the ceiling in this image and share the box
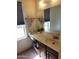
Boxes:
[38,0,61,9]
[17,0,61,9]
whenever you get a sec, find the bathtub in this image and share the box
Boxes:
[17,24,32,54]
[17,37,32,54]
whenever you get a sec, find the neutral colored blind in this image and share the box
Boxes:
[17,2,24,25]
[44,8,50,22]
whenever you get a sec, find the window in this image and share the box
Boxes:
[44,21,50,32]
[17,2,24,25]
[17,24,27,39]
[17,2,27,39]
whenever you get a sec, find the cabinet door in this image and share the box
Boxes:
[47,52,58,59]
[47,47,58,59]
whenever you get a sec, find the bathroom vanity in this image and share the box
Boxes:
[29,32,60,59]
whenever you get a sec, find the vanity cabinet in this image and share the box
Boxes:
[29,32,59,59]
[32,39,58,59]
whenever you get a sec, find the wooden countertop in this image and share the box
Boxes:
[29,32,60,53]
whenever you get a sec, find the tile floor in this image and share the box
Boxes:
[17,48,57,59]
[17,48,44,59]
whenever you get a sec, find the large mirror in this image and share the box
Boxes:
[44,5,61,33]
[50,5,61,32]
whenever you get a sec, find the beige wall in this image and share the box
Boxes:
[22,0,36,18]
[35,0,44,18]
[50,5,61,32]
[22,0,44,18]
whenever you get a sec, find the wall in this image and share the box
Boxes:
[17,37,32,54]
[21,0,44,33]
[35,0,44,18]
[22,0,36,18]
[50,5,61,32]
[22,0,44,18]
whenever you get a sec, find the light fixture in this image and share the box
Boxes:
[51,0,58,3]
[39,0,46,9]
